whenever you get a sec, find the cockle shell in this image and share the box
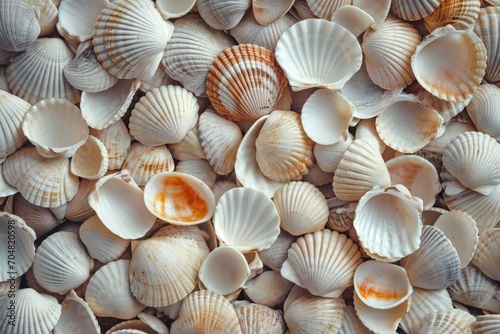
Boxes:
[354,118,385,154]
[474,315,500,334]
[424,121,476,155]
[235,303,286,334]
[155,0,196,19]
[471,228,500,281]
[53,290,100,334]
[282,229,362,298]
[313,132,353,173]
[416,86,472,123]
[196,0,251,30]
[0,0,40,51]
[89,119,131,170]
[70,135,109,180]
[331,5,375,37]
[474,7,500,83]
[93,0,173,81]
[391,0,443,21]
[168,124,207,162]
[57,0,108,43]
[352,0,391,27]
[414,309,475,334]
[275,19,362,92]
[466,83,500,140]
[305,0,349,20]
[243,270,293,307]
[0,90,30,159]
[423,0,481,32]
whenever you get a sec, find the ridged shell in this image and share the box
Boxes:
[57,0,108,43]
[258,230,298,273]
[207,44,287,122]
[0,0,40,51]
[2,147,79,208]
[474,315,500,334]
[155,0,196,19]
[196,0,251,30]
[471,228,500,281]
[423,0,481,32]
[64,179,96,222]
[362,16,421,90]
[0,90,30,159]
[391,0,443,21]
[339,305,371,334]
[168,124,207,162]
[314,133,353,173]
[32,231,94,294]
[70,135,109,180]
[174,159,217,189]
[129,85,199,146]
[89,119,130,170]
[6,38,81,105]
[466,83,500,140]
[415,309,475,334]
[331,5,375,37]
[243,269,293,307]
[235,303,286,334]
[282,229,362,298]
[122,142,174,186]
[8,193,60,237]
[53,290,100,334]
[252,0,295,25]
[399,225,461,289]
[474,7,500,83]
[306,0,349,20]
[92,0,173,80]
[0,66,9,92]
[416,86,472,123]
[275,19,362,92]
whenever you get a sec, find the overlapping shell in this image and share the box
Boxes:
[0,90,30,159]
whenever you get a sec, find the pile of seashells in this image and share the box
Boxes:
[1,0,500,333]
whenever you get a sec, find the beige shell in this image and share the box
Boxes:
[64,178,97,222]
[174,159,217,188]
[92,0,173,80]
[474,7,500,83]
[168,124,207,162]
[471,228,500,281]
[466,83,500,140]
[89,119,131,170]
[252,0,294,25]
[331,5,374,37]
[258,229,298,273]
[414,309,475,334]
[314,132,353,173]
[474,315,500,334]
[255,110,314,183]
[416,86,472,123]
[70,135,109,180]
[305,0,349,20]
[352,0,391,27]
[197,0,251,30]
[292,0,317,20]
[327,202,357,233]
[423,0,481,32]
[391,0,442,21]
[339,305,371,334]
[0,90,30,159]
[235,303,286,334]
[243,270,294,307]
[57,0,108,43]
[53,289,101,334]
[0,0,40,51]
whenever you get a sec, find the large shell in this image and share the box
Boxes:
[275,19,362,92]
[466,83,500,140]
[411,25,487,102]
[471,228,500,281]
[206,44,287,122]
[282,229,362,298]
[89,119,131,170]
[0,90,30,159]
[196,0,251,30]
[92,0,173,80]
[57,0,108,43]
[423,0,481,32]
[121,143,174,186]
[0,0,40,51]
[415,309,475,334]
[391,0,442,21]
[474,7,500,83]
[129,85,199,146]
[6,38,81,105]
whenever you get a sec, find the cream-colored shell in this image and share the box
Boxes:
[416,87,472,123]
[331,5,374,37]
[243,271,294,308]
[352,0,391,27]
[414,309,475,334]
[174,159,217,189]
[0,90,30,159]
[0,0,40,51]
[314,133,353,173]
[89,119,130,170]
[196,0,250,30]
[339,305,371,334]
[122,142,174,186]
[235,303,286,334]
[466,83,500,140]
[474,7,500,83]
[70,135,109,180]
[168,124,207,162]
[258,230,298,273]
[391,0,442,21]
[306,0,349,20]
[26,0,57,36]
[472,228,500,281]
[155,0,196,19]
[53,290,100,334]
[252,0,294,25]
[423,0,481,32]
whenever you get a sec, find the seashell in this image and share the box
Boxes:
[86,259,146,319]
[313,132,353,173]
[258,229,298,273]
[448,265,500,313]
[298,162,333,188]
[275,19,362,92]
[92,0,173,81]
[305,0,350,20]
[2,147,79,208]
[282,229,362,298]
[425,121,476,154]
[57,0,108,43]
[411,25,487,102]
[399,287,454,334]
[442,131,500,196]
[423,0,481,32]
[139,63,174,93]
[63,40,119,93]
[416,86,472,123]
[333,138,391,201]
[474,7,500,83]
[211,181,237,205]
[0,168,17,196]
[207,44,287,122]
[33,231,94,295]
[386,155,441,209]
[170,290,242,333]
[65,178,97,222]
[122,142,174,187]
[422,206,448,225]
[292,0,317,20]
[339,305,371,334]
[354,184,423,262]
[22,98,89,158]
[162,13,234,97]
[466,83,500,140]
[196,0,251,30]
[168,124,207,162]
[0,48,9,65]
[400,225,461,289]
[235,303,286,334]
[300,89,353,145]
[331,5,375,37]
[243,270,294,308]
[434,210,478,268]
[80,79,140,130]
[53,289,100,334]
[6,37,81,105]
[214,187,280,253]
[255,110,314,183]
[252,0,295,25]
[198,109,243,175]
[352,0,391,28]
[415,309,475,334]
[362,16,421,91]
[25,0,58,37]
[0,90,30,159]
[327,202,357,233]
[70,135,109,180]
[79,216,130,264]
[198,246,251,295]
[0,288,61,334]
[284,285,346,334]
[230,11,298,52]
[474,315,500,334]
[273,181,328,236]
[129,85,199,145]
[137,312,170,334]
[472,228,500,281]
[89,119,130,170]
[0,67,9,92]
[376,94,444,153]
[155,0,196,19]
[88,170,157,239]
[0,212,36,280]
[391,0,443,21]
[355,118,386,154]
[0,0,40,51]
[234,115,286,197]
[175,159,217,188]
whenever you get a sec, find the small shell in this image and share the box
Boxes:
[391,0,443,21]
[474,7,500,83]
[258,229,298,273]
[471,228,500,281]
[214,187,280,253]
[196,0,251,30]
[0,90,30,159]
[275,19,362,91]
[243,271,293,307]
[415,309,475,334]
[423,0,481,32]
[168,124,206,162]
[57,0,108,43]
[92,0,173,80]
[53,290,101,334]
[466,83,500,140]
[155,0,196,19]
[282,229,362,298]
[70,135,109,180]
[411,25,487,102]
[235,303,286,334]
[206,44,287,122]
[327,202,357,233]
[122,142,174,186]
[0,0,40,51]
[129,85,199,145]
[252,0,295,25]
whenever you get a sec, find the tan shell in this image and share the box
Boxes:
[235,303,286,334]
[0,89,30,159]
[415,309,475,334]
[243,270,293,307]
[471,228,500,281]
[391,0,442,21]
[474,7,500,83]
[64,178,97,222]
[423,0,481,32]
[474,315,500,334]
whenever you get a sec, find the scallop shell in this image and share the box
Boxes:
[305,0,350,20]
[0,0,40,51]
[411,25,487,102]
[2,147,79,208]
[466,83,500,140]
[129,85,199,146]
[175,159,217,189]
[416,86,472,123]
[258,229,298,273]
[362,16,422,90]
[415,309,475,334]
[474,7,500,83]
[423,0,481,32]
[399,225,461,289]
[0,90,30,159]
[92,0,173,80]
[252,0,295,25]
[275,19,362,92]
[255,110,314,183]
[33,231,94,295]
[313,133,353,173]
[155,0,196,19]
[391,0,443,21]
[57,0,108,43]
[213,187,280,253]
[162,13,235,97]
[0,66,9,92]
[122,142,174,186]
[53,290,101,334]
[27,0,57,36]
[168,124,207,162]
[354,184,423,262]
[235,303,286,334]
[474,315,500,334]
[89,119,131,170]
[243,270,293,307]
[6,37,81,105]
[354,118,385,154]
[425,121,476,155]
[206,44,287,122]
[86,259,146,319]
[352,0,391,28]
[70,135,109,180]
[282,229,362,298]
[196,0,251,30]
[471,228,500,281]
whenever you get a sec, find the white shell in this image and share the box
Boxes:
[424,121,476,154]
[352,0,391,27]
[474,7,500,83]
[53,290,100,334]
[0,90,30,159]
[331,5,374,37]
[57,0,108,43]
[168,124,207,162]
[174,159,217,189]
[70,135,109,180]
[0,166,18,197]
[0,0,40,51]
[89,119,130,170]
[275,19,362,92]
[339,305,371,334]
[235,303,286,334]
[243,270,293,307]
[472,228,500,281]
[313,132,353,173]
[416,87,472,123]
[306,0,350,20]
[391,0,442,21]
[196,0,251,30]
[155,0,196,19]
[65,179,96,222]
[466,83,500,140]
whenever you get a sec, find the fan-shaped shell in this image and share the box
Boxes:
[0,90,30,159]
[122,142,174,186]
[472,228,500,281]
[415,309,475,334]
[197,0,251,30]
[89,119,130,170]
[305,0,349,20]
[0,0,40,51]
[474,7,500,83]
[235,303,286,334]
[168,124,206,162]
[276,19,362,92]
[92,0,173,80]
[391,0,443,21]
[70,135,109,180]
[474,315,500,334]
[423,0,481,32]
[57,0,108,43]
[466,83,500,140]
[53,290,100,334]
